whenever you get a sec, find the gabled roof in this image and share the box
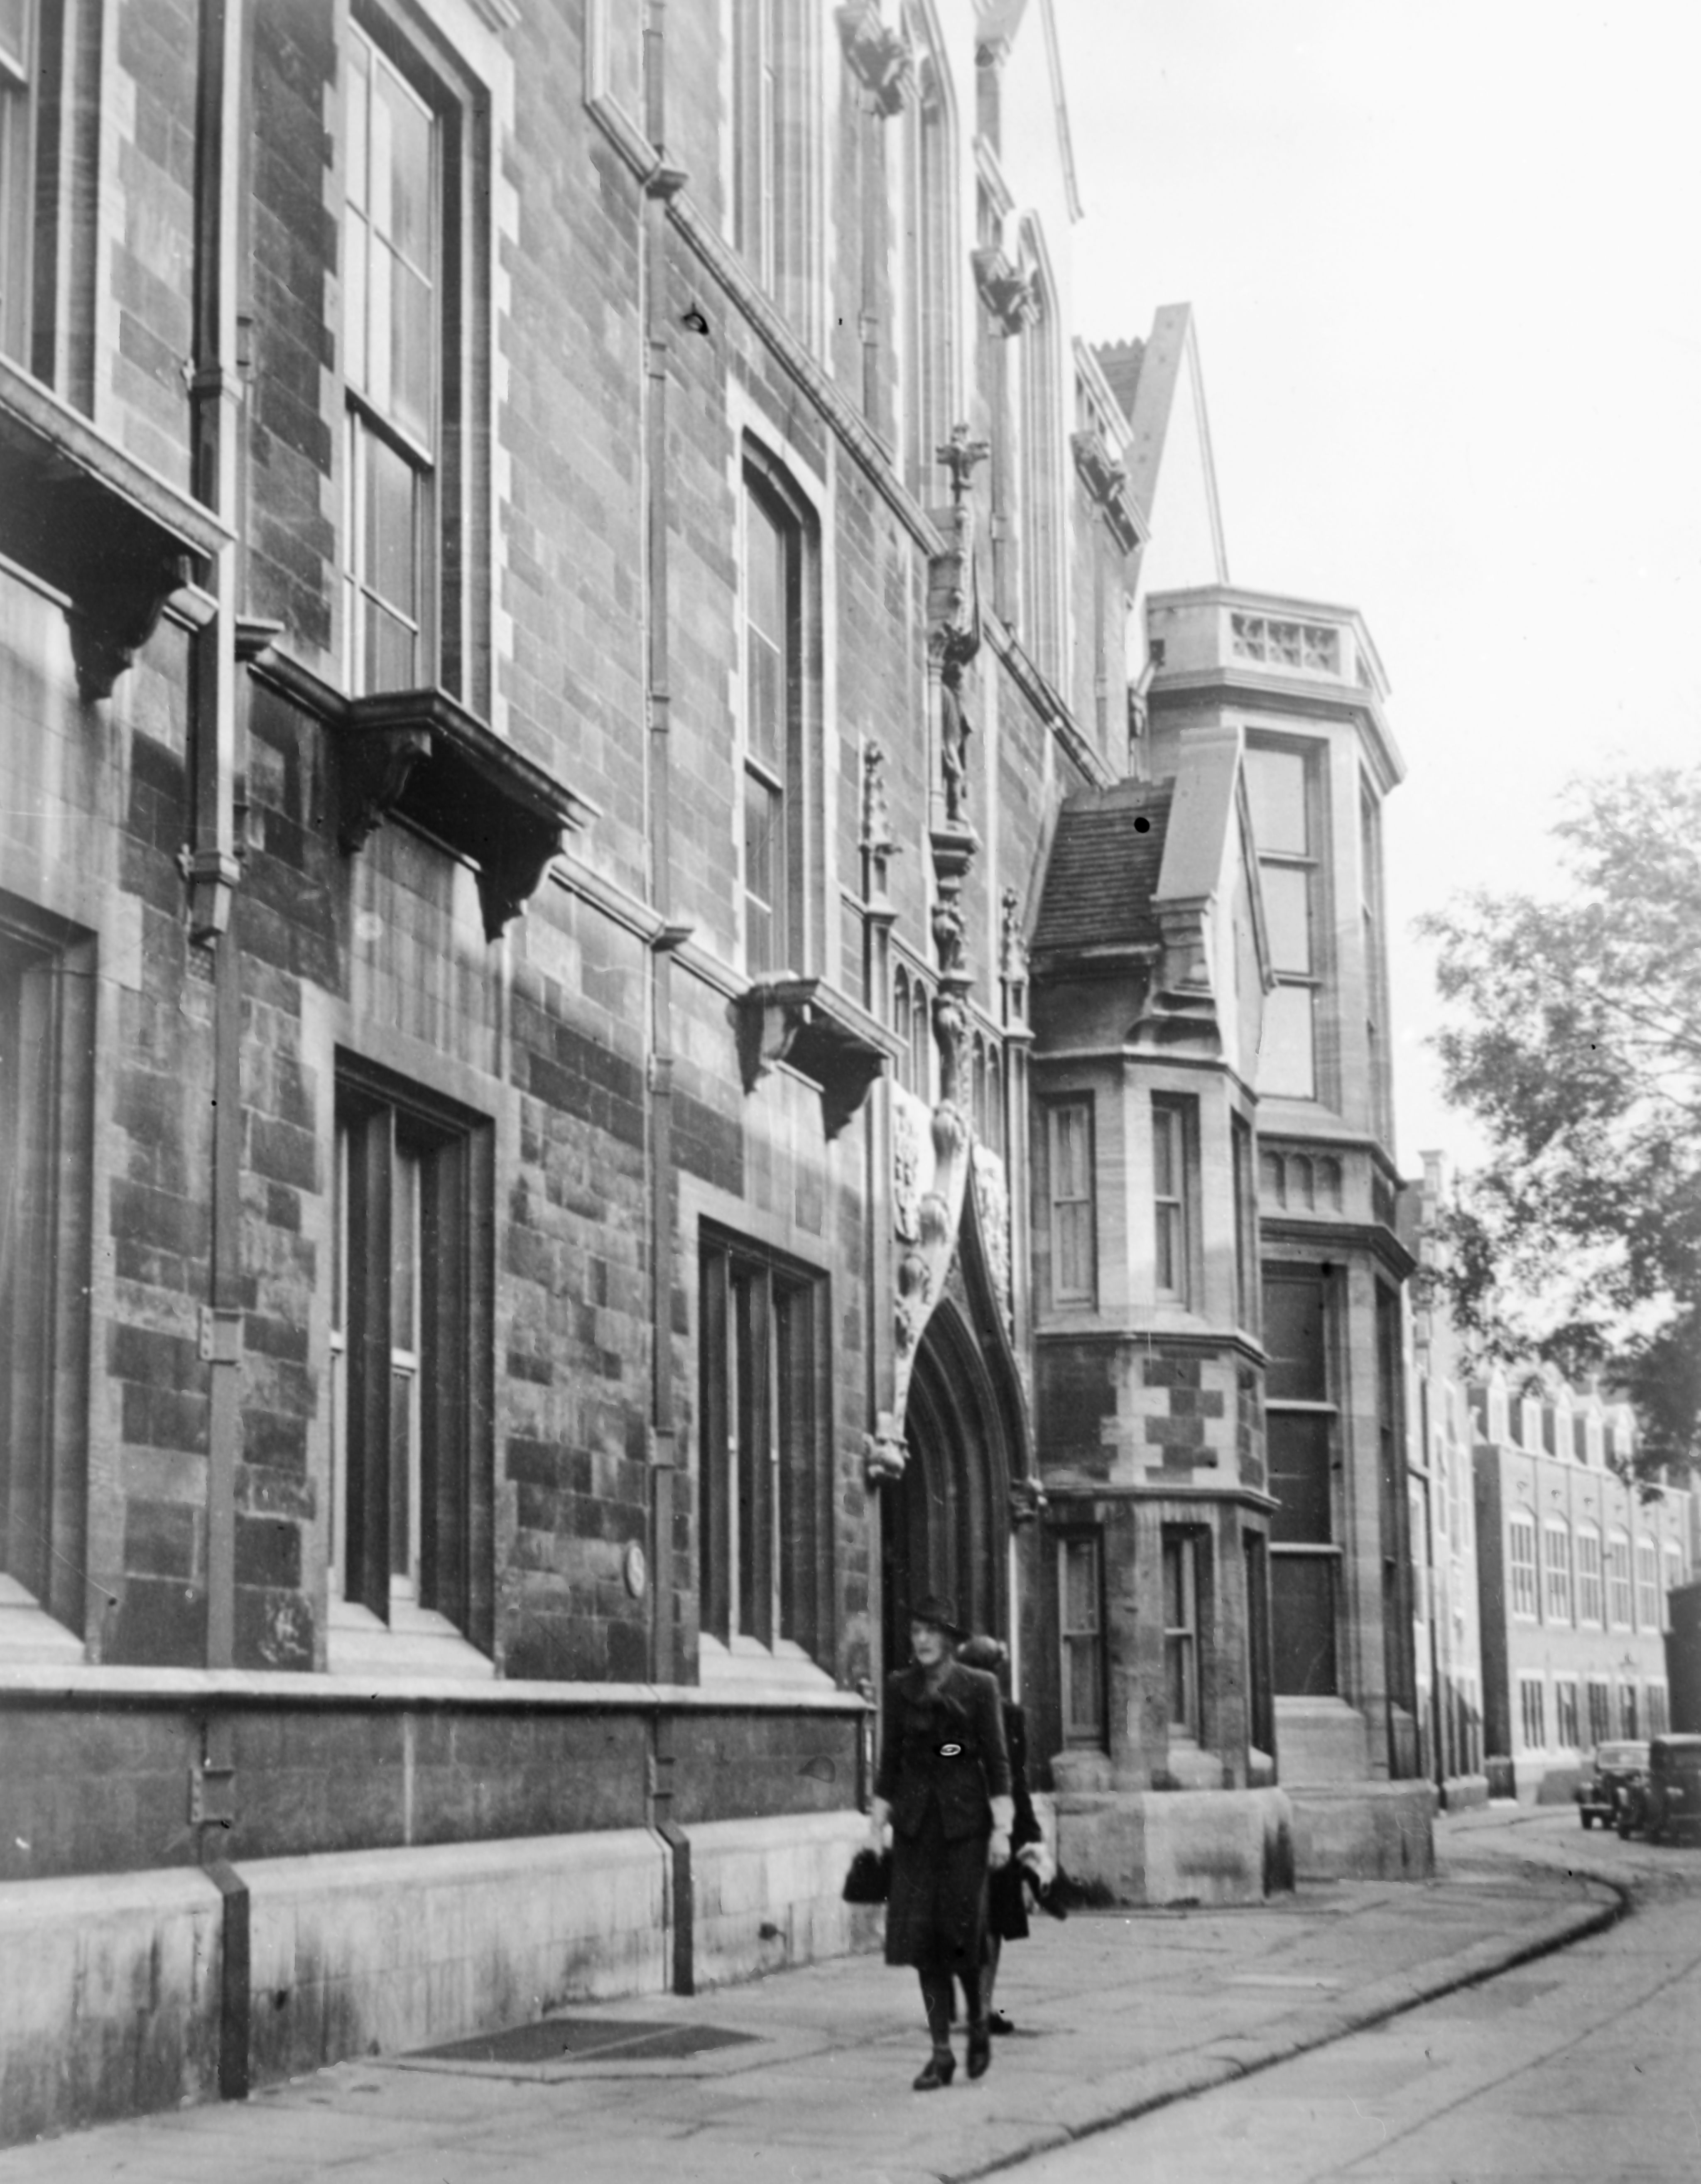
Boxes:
[1030,779,1174,961]
[1096,305,1228,582]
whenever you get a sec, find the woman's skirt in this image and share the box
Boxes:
[883,1804,989,1972]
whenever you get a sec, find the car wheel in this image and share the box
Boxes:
[1616,1810,1635,1839]
[1580,1812,1593,1829]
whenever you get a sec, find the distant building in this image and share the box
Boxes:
[1405,1155,1488,1804]
[1472,1368,1691,1801]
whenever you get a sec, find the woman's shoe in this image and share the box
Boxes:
[912,2048,956,2091]
[966,2023,993,2079]
[988,2008,1015,2036]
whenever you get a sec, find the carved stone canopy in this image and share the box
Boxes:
[0,355,229,700]
[733,976,902,1140]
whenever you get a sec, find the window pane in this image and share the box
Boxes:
[347,31,370,211]
[1063,1539,1098,1630]
[1056,1202,1092,1298]
[365,431,418,617]
[1261,864,1312,974]
[379,63,432,267]
[747,629,783,772]
[344,213,369,392]
[1155,1203,1181,1294]
[747,492,786,647]
[1268,1410,1331,1542]
[1271,1552,1336,1695]
[1245,746,1309,855]
[1258,984,1316,1099]
[1152,1106,1176,1197]
[390,256,434,446]
[1053,1104,1088,1198]
[365,602,417,693]
[744,771,780,971]
[1264,1273,1326,1401]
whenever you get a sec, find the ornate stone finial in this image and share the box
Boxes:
[936,423,990,507]
[836,2,914,114]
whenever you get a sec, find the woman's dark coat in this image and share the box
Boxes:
[875,1659,1012,1971]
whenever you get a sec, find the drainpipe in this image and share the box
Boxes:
[187,0,251,2104]
[640,0,693,1997]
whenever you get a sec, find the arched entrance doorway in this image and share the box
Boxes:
[880,1295,1011,1674]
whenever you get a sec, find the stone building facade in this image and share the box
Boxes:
[1472,1369,1692,1802]
[0,0,1425,2139]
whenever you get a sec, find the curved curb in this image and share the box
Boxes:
[954,1877,1627,2183]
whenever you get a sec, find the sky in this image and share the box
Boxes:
[1057,0,1701,1175]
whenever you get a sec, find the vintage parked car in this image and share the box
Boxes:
[1576,1740,1649,1829]
[1616,1734,1701,1843]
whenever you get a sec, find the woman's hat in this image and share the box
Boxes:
[906,1593,966,1639]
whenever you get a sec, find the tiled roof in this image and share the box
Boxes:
[1094,339,1147,426]
[1031,781,1173,960]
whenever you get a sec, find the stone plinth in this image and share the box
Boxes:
[1286,1781,1436,1880]
[1054,1787,1295,1907]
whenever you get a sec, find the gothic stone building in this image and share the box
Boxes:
[0,0,1424,2137]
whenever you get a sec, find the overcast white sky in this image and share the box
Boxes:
[1059,0,1701,1174]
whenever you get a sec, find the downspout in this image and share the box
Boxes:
[187,0,251,2103]
[641,0,693,1998]
[1421,1378,1446,1800]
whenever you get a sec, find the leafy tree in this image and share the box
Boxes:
[1418,764,1701,1485]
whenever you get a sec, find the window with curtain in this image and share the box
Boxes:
[1151,1097,1193,1304]
[1059,1532,1104,1746]
[1045,1100,1095,1305]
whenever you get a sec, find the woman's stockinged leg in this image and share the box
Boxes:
[962,1962,993,2081]
[913,1970,956,2091]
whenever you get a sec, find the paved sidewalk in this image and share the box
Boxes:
[0,1822,1619,2184]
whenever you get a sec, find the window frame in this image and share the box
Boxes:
[1043,1096,1097,1307]
[1518,1674,1546,1753]
[1058,1529,1106,1748]
[1554,1677,1580,1752]
[1636,1535,1661,1632]
[696,1226,832,1665]
[0,0,34,364]
[330,1059,495,1645]
[1607,1529,1633,1630]
[1162,1527,1203,1741]
[1150,1096,1195,1305]
[1543,1518,1573,1625]
[1017,240,1064,678]
[1576,1527,1603,1625]
[0,899,95,1640]
[1507,1512,1538,1621]
[899,8,958,495]
[739,445,818,979]
[1245,737,1328,1103]
[730,0,819,338]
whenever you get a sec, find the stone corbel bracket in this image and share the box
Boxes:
[1069,427,1147,557]
[835,1,913,113]
[238,637,598,943]
[733,976,902,1141]
[0,356,230,701]
[971,245,1038,335]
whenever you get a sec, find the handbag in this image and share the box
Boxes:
[841,1846,891,1905]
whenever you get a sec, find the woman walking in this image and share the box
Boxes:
[956,1633,1051,2036]
[871,1595,1013,2089]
